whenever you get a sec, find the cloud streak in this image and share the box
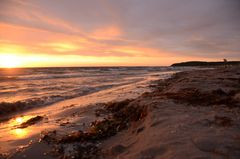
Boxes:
[0,0,239,66]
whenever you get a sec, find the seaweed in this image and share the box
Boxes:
[59,100,147,143]
[213,115,233,127]
[40,99,148,159]
[164,88,239,108]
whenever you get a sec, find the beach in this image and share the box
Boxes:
[0,67,181,158]
[0,66,240,159]
[1,0,239,158]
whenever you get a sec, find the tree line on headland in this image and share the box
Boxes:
[171,60,240,67]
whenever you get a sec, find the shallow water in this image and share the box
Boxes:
[0,67,185,113]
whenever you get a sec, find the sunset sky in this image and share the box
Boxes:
[0,0,240,67]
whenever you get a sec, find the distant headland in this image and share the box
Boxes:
[171,60,240,67]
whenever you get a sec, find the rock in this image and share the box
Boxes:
[18,116,43,128]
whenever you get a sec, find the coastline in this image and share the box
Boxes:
[0,72,165,158]
[1,66,240,159]
[0,67,179,119]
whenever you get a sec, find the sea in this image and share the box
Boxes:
[0,67,191,114]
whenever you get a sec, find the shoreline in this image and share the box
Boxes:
[0,73,164,157]
[1,66,240,159]
[0,69,179,119]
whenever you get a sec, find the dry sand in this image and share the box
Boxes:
[1,66,240,159]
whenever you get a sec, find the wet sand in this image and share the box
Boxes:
[1,67,240,159]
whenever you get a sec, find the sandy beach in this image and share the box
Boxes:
[100,66,240,159]
[0,66,240,159]
[1,0,240,158]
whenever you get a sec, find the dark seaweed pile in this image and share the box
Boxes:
[164,88,240,108]
[40,99,148,159]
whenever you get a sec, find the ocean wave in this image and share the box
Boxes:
[0,101,28,115]
[0,67,174,82]
[0,67,184,117]
[0,94,71,116]
[0,83,134,116]
[0,76,19,82]
[3,77,145,115]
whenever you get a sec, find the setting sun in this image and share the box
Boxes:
[0,55,22,68]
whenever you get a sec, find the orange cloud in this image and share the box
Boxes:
[1,0,83,35]
[39,42,82,52]
[0,22,90,54]
[91,25,122,39]
[0,21,178,67]
[1,11,195,67]
[110,46,168,57]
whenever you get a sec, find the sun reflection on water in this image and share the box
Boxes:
[7,116,33,139]
[12,128,29,138]
[10,116,32,127]
[16,117,24,124]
